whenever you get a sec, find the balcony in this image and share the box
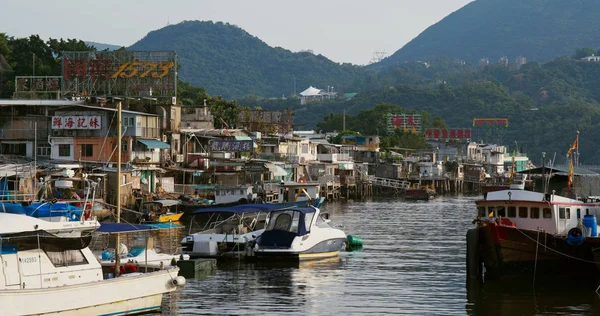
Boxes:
[317,153,350,163]
[132,151,160,163]
[258,153,299,163]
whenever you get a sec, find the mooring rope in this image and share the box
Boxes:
[513,226,598,264]
[533,229,540,288]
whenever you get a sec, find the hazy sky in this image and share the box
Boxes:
[2,0,473,65]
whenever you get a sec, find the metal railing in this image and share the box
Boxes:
[364,176,411,190]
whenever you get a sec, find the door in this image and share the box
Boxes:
[557,207,567,234]
[1,254,21,287]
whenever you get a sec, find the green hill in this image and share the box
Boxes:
[375,0,600,68]
[128,21,366,99]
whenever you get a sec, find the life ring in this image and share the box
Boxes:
[123,264,138,274]
[567,227,585,246]
[109,263,138,274]
[298,178,306,183]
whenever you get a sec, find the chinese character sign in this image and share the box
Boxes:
[472,118,509,128]
[210,140,254,152]
[62,51,177,99]
[387,114,422,133]
[424,129,471,140]
[51,116,101,130]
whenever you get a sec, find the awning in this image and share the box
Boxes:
[266,163,288,177]
[234,136,252,141]
[137,139,170,149]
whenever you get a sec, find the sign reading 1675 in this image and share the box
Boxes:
[111,61,175,79]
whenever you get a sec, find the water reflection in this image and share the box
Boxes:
[149,197,600,315]
[467,279,600,315]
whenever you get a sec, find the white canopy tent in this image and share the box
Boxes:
[299,86,322,97]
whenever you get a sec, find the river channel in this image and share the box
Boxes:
[153,196,600,315]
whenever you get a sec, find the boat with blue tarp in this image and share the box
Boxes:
[254,206,347,261]
[181,203,290,258]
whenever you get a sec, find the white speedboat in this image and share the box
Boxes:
[181,204,285,258]
[254,206,347,261]
[0,212,185,315]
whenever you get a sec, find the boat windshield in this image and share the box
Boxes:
[266,210,301,233]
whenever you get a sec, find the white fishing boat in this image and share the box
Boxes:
[181,204,286,258]
[254,206,347,261]
[0,212,185,316]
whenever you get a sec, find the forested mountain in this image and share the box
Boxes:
[128,21,366,99]
[374,0,600,68]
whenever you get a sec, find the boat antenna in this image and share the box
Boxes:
[542,152,547,195]
[546,152,556,196]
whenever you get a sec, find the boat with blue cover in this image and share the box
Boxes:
[254,206,347,261]
[181,203,288,258]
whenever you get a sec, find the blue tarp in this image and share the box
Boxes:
[0,201,84,220]
[145,222,184,229]
[97,223,156,234]
[137,139,170,149]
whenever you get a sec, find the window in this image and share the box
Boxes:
[530,207,540,218]
[81,144,93,157]
[508,207,516,218]
[487,206,495,217]
[37,146,51,157]
[304,212,315,232]
[124,117,135,126]
[577,209,581,219]
[497,206,506,217]
[566,208,571,219]
[46,250,88,267]
[301,144,309,154]
[58,144,70,157]
[543,208,552,219]
[122,141,128,153]
[477,207,486,218]
[519,207,528,218]
[559,208,566,219]
[2,143,26,155]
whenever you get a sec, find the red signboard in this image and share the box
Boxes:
[425,129,471,140]
[472,118,508,128]
[387,113,422,133]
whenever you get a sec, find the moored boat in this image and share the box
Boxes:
[0,212,184,315]
[469,186,600,281]
[254,206,347,261]
[181,203,282,258]
[404,187,436,201]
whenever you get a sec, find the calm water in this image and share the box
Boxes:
[155,196,600,315]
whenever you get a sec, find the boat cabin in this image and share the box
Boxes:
[258,207,327,248]
[477,189,600,235]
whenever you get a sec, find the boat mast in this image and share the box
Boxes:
[115,101,122,276]
[542,152,547,195]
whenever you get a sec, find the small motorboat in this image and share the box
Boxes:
[97,225,190,271]
[254,206,347,261]
[181,204,284,258]
[140,199,184,223]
